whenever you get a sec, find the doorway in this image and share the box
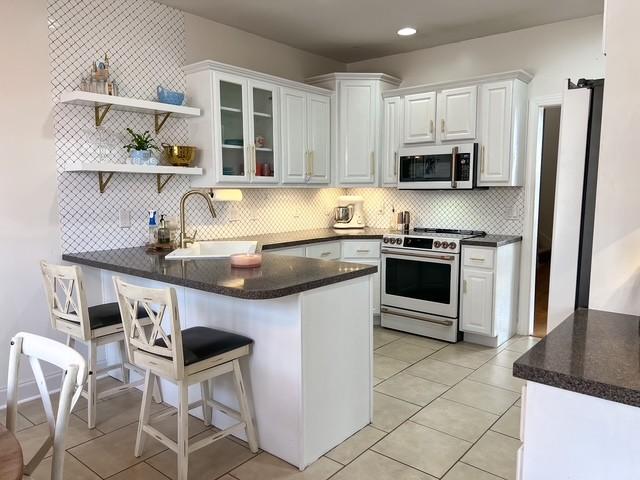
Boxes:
[533,107,561,337]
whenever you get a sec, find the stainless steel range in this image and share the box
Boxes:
[381,228,485,342]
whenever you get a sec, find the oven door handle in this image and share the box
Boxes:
[382,249,456,262]
[381,307,454,326]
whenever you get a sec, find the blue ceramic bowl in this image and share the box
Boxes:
[157,86,185,106]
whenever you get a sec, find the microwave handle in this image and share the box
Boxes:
[451,146,459,189]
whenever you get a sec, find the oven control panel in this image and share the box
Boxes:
[382,235,460,253]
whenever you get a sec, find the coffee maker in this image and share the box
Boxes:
[333,196,366,229]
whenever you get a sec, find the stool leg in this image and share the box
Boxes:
[177,380,189,480]
[87,341,97,429]
[135,370,155,457]
[232,359,258,453]
[118,340,130,384]
[200,380,212,426]
[152,378,163,404]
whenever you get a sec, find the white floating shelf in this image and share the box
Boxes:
[221,106,242,113]
[256,147,273,152]
[254,111,272,118]
[222,144,244,149]
[60,91,200,117]
[59,91,201,133]
[64,162,203,193]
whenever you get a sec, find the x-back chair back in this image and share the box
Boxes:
[40,261,92,341]
[113,277,186,379]
[6,332,87,480]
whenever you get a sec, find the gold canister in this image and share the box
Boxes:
[162,144,196,167]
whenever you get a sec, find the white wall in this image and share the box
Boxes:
[185,13,345,82]
[590,0,640,314]
[348,15,604,100]
[0,1,61,396]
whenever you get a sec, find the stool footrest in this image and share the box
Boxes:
[189,422,246,454]
[206,398,241,422]
[143,424,178,453]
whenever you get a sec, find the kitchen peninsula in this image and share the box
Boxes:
[63,247,377,469]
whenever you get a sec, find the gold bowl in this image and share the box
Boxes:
[162,144,196,167]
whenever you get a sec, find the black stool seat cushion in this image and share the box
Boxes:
[155,326,253,366]
[86,302,149,330]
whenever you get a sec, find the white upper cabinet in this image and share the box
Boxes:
[437,85,477,141]
[339,80,378,184]
[305,73,402,186]
[281,88,308,184]
[185,60,332,187]
[307,94,331,184]
[403,92,436,143]
[477,79,527,187]
[382,96,403,185]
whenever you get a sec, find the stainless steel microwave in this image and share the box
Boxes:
[397,143,477,190]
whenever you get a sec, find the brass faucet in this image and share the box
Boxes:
[179,190,216,248]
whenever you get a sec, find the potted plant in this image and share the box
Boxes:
[123,128,159,165]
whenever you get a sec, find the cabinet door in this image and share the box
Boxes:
[307,93,331,184]
[478,81,513,186]
[460,268,494,336]
[280,88,308,184]
[382,97,403,185]
[216,72,250,183]
[248,80,279,184]
[437,85,478,141]
[403,92,436,144]
[338,80,377,184]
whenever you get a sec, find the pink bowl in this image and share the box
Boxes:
[230,253,262,268]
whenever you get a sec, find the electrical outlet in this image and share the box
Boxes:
[228,204,241,223]
[505,204,519,219]
[119,209,131,228]
[378,201,386,215]
[293,209,301,219]
[248,207,258,222]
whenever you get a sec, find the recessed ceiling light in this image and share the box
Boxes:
[397,27,417,36]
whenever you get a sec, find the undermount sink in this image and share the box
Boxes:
[165,240,258,260]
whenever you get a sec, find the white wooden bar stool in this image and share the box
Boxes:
[6,331,87,480]
[113,277,258,480]
[40,261,161,429]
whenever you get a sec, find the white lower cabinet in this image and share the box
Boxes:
[461,268,494,336]
[266,239,381,314]
[460,243,521,347]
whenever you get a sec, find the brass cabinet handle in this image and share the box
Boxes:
[480,145,486,174]
[310,150,315,176]
[430,119,434,134]
[320,251,332,257]
[371,152,375,176]
[356,249,370,253]
[441,118,445,134]
[470,257,485,262]
[463,279,468,294]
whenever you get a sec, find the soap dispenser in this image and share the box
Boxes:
[157,215,171,245]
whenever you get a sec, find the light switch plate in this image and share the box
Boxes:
[119,209,131,228]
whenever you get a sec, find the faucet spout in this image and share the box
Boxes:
[179,190,217,248]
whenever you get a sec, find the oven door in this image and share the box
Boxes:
[398,143,476,190]
[381,248,459,318]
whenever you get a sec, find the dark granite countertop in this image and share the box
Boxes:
[231,228,521,250]
[513,309,640,407]
[461,234,522,247]
[63,247,377,300]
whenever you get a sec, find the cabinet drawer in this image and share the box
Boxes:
[341,240,380,259]
[463,247,495,269]
[306,241,341,260]
[268,246,306,257]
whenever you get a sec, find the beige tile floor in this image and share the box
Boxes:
[9,328,538,479]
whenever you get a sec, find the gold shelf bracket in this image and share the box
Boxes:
[98,172,114,193]
[94,104,112,127]
[154,112,172,134]
[156,173,175,193]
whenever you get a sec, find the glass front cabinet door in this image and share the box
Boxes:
[214,73,279,184]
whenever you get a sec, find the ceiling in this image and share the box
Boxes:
[158,0,604,63]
